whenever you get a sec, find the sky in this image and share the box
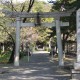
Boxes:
[39,0,56,2]
[13,0,56,3]
[3,0,56,4]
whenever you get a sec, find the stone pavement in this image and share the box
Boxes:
[0,51,74,80]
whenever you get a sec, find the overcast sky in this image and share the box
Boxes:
[13,0,56,3]
[39,0,56,3]
[3,0,56,4]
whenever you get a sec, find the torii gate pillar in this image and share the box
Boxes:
[55,18,64,66]
[14,17,21,66]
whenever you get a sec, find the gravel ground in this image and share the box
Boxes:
[0,51,74,80]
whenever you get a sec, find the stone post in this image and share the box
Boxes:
[55,18,64,66]
[14,17,21,66]
[72,8,80,79]
[74,8,80,69]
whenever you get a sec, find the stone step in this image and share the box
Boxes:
[70,79,79,80]
[74,62,80,70]
[71,69,80,79]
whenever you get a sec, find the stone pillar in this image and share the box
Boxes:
[74,8,80,70]
[72,9,80,79]
[14,17,21,66]
[55,18,64,66]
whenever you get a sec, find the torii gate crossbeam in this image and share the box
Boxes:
[2,10,72,18]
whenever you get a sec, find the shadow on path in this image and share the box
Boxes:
[0,51,72,80]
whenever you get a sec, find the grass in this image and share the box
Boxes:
[0,51,28,63]
[0,51,11,63]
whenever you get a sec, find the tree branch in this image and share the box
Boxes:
[27,0,34,12]
[0,24,15,44]
[21,3,25,12]
[11,0,17,11]
[23,0,35,22]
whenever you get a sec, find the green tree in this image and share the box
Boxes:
[0,0,52,63]
[0,0,35,63]
[48,0,80,51]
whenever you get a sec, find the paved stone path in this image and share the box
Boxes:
[0,51,74,80]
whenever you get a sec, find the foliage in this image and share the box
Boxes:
[0,51,11,63]
[20,1,52,48]
[0,0,52,63]
[0,0,35,63]
[49,0,79,39]
[47,0,80,51]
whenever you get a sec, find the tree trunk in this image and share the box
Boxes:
[62,33,65,51]
[62,32,69,56]
[23,0,34,22]
[0,43,1,54]
[8,43,15,63]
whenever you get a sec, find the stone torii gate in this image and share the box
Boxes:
[2,10,72,66]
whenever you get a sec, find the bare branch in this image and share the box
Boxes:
[21,3,25,12]
[23,0,35,22]
[27,0,35,12]
[11,0,17,11]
